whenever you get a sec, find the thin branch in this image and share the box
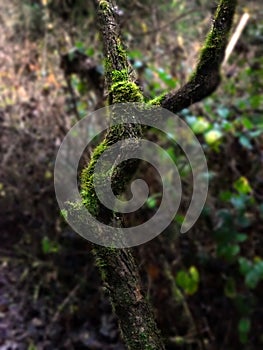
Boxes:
[223,12,250,66]
[64,75,81,121]
[150,0,238,113]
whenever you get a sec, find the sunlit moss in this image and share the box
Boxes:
[147,93,166,106]
[110,81,143,103]
[111,69,129,83]
[98,0,109,12]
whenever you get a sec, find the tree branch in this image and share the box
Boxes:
[150,0,238,113]
[95,0,136,88]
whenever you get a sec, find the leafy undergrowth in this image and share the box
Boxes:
[0,0,263,349]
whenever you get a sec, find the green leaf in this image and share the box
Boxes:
[191,117,210,134]
[234,177,252,195]
[238,317,251,333]
[75,41,85,53]
[166,147,177,162]
[204,129,223,145]
[217,244,240,260]
[254,261,263,275]
[219,190,232,202]
[41,236,60,254]
[175,214,184,224]
[176,270,190,289]
[236,99,248,110]
[238,317,251,344]
[176,266,200,295]
[245,269,260,289]
[250,94,262,108]
[85,47,94,57]
[157,68,177,88]
[239,135,253,150]
[249,130,262,138]
[238,257,253,275]
[222,120,232,131]
[189,266,200,284]
[185,115,197,126]
[146,194,161,209]
[217,107,230,119]
[235,233,248,243]
[241,117,253,130]
[128,50,143,59]
[230,194,248,211]
[60,209,68,220]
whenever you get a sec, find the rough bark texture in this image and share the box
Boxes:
[80,0,237,349]
[95,247,165,350]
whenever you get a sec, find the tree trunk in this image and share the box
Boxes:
[79,0,237,349]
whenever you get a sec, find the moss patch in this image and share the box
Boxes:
[110,81,143,103]
[80,140,108,216]
[98,0,109,12]
[111,69,129,83]
[147,93,166,106]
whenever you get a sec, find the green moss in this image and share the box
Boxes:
[80,140,108,216]
[98,0,109,11]
[80,122,141,216]
[61,200,87,229]
[104,45,129,86]
[60,209,68,220]
[81,42,144,214]
[111,81,143,103]
[93,246,119,281]
[94,253,108,280]
[112,69,129,83]
[116,38,128,65]
[194,0,236,75]
[196,30,224,73]
[147,93,166,106]
[128,326,160,350]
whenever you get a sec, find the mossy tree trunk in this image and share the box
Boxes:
[80,0,237,349]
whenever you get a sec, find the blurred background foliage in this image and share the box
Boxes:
[0,0,263,349]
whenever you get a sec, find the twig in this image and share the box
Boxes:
[65,75,81,121]
[50,282,81,324]
[223,12,250,66]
